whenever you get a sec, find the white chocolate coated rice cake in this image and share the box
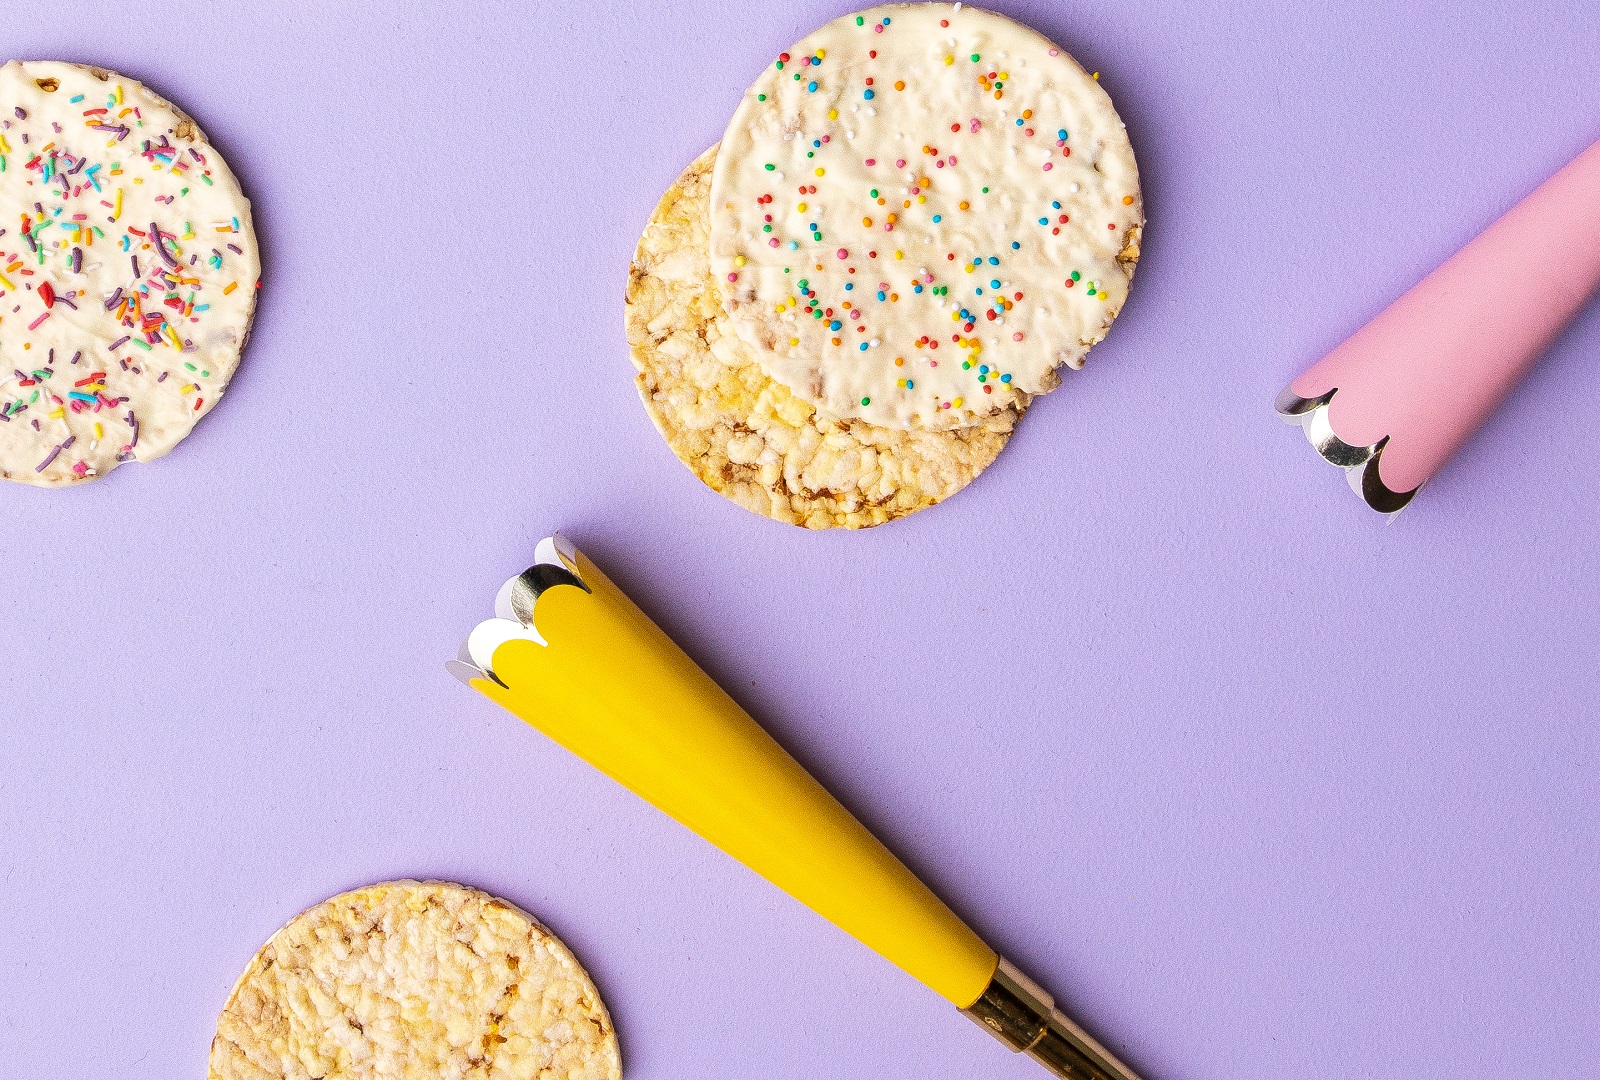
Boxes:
[710,3,1141,430]
[0,61,258,486]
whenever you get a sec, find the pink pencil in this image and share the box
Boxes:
[1278,136,1600,512]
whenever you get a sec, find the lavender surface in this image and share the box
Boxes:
[3,2,1598,1078]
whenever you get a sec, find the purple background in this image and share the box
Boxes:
[3,2,1597,1077]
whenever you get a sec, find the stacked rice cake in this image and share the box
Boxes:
[628,3,1141,528]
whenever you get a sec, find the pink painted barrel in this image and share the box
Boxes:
[1280,135,1600,510]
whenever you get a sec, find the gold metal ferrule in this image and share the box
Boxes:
[963,958,1143,1080]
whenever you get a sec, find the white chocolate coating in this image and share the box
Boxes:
[0,61,259,486]
[710,3,1141,429]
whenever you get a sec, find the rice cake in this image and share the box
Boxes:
[0,61,259,486]
[208,880,622,1080]
[709,3,1141,430]
[628,145,1020,530]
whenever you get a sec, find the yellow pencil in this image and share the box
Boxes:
[453,533,1142,1080]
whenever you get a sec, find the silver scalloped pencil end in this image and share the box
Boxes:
[1276,386,1417,515]
[446,532,591,687]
